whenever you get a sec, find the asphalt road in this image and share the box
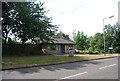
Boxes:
[2,57,118,79]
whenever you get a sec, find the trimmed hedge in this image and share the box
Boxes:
[2,44,43,56]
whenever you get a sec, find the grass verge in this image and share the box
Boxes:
[2,54,119,69]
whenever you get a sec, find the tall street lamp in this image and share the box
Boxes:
[103,15,114,55]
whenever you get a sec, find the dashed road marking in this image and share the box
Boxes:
[60,72,88,79]
[98,64,116,70]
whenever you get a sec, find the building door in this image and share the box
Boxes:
[61,45,65,53]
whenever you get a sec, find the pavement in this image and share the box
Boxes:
[2,57,118,79]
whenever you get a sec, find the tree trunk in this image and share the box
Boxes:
[22,41,25,45]
[21,36,26,45]
[4,35,8,45]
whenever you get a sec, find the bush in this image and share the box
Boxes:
[87,51,94,54]
[78,50,99,54]
[87,51,99,54]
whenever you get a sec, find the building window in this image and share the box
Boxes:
[49,45,56,50]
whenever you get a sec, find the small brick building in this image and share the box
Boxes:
[42,37,76,54]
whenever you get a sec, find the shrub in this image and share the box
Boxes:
[87,51,99,54]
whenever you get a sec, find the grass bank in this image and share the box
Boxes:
[2,54,119,69]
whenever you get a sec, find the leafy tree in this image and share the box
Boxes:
[104,23,120,53]
[57,31,69,40]
[114,23,120,53]
[2,2,14,44]
[2,2,58,45]
[88,33,103,53]
[88,36,95,52]
[74,31,88,50]
[57,31,70,40]
[104,24,115,52]
[88,23,120,53]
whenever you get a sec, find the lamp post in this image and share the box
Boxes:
[103,15,114,55]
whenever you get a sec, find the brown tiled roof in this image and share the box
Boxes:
[48,37,76,45]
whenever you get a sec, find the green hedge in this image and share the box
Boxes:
[2,44,43,56]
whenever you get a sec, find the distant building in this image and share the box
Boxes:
[42,37,76,54]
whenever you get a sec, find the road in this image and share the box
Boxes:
[2,57,118,80]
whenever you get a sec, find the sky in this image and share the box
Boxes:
[37,0,119,37]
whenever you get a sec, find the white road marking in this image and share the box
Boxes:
[60,72,88,79]
[98,64,116,69]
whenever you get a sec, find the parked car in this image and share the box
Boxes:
[74,49,80,53]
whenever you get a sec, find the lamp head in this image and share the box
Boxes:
[109,15,114,18]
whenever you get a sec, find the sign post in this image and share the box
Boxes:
[108,47,113,54]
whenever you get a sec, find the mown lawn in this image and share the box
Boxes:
[2,54,119,69]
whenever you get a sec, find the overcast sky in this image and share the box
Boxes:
[39,0,119,37]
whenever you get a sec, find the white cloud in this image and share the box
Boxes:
[41,0,119,37]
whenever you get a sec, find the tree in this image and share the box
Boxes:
[74,31,88,50]
[57,31,70,40]
[104,24,115,52]
[114,23,120,53]
[2,2,14,44]
[104,23,120,53]
[88,33,103,52]
[88,23,120,53]
[2,2,58,45]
